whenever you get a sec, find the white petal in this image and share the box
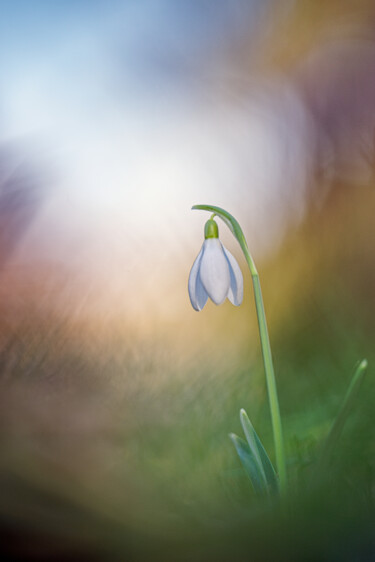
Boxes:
[199,239,230,305]
[195,274,208,311]
[223,246,243,306]
[188,246,208,311]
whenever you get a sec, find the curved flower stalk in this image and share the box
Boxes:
[189,205,369,498]
[188,218,243,311]
[190,205,287,495]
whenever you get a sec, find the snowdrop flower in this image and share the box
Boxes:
[188,218,243,311]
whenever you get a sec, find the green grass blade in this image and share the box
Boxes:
[240,409,279,494]
[318,359,368,468]
[229,433,268,495]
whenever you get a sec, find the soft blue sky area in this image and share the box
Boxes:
[0,0,269,91]
[1,0,280,193]
[1,0,284,139]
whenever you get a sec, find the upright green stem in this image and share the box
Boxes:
[241,247,287,494]
[192,204,287,493]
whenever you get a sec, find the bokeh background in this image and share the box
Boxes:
[1,1,375,560]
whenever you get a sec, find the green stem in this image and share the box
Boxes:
[192,205,287,494]
[242,247,287,495]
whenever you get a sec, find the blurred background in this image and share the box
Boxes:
[1,1,375,560]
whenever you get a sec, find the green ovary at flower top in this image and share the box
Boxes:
[188,218,243,311]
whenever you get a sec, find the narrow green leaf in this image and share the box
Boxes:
[318,359,368,468]
[240,409,279,494]
[229,433,268,495]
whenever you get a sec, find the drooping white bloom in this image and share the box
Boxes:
[188,219,243,311]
